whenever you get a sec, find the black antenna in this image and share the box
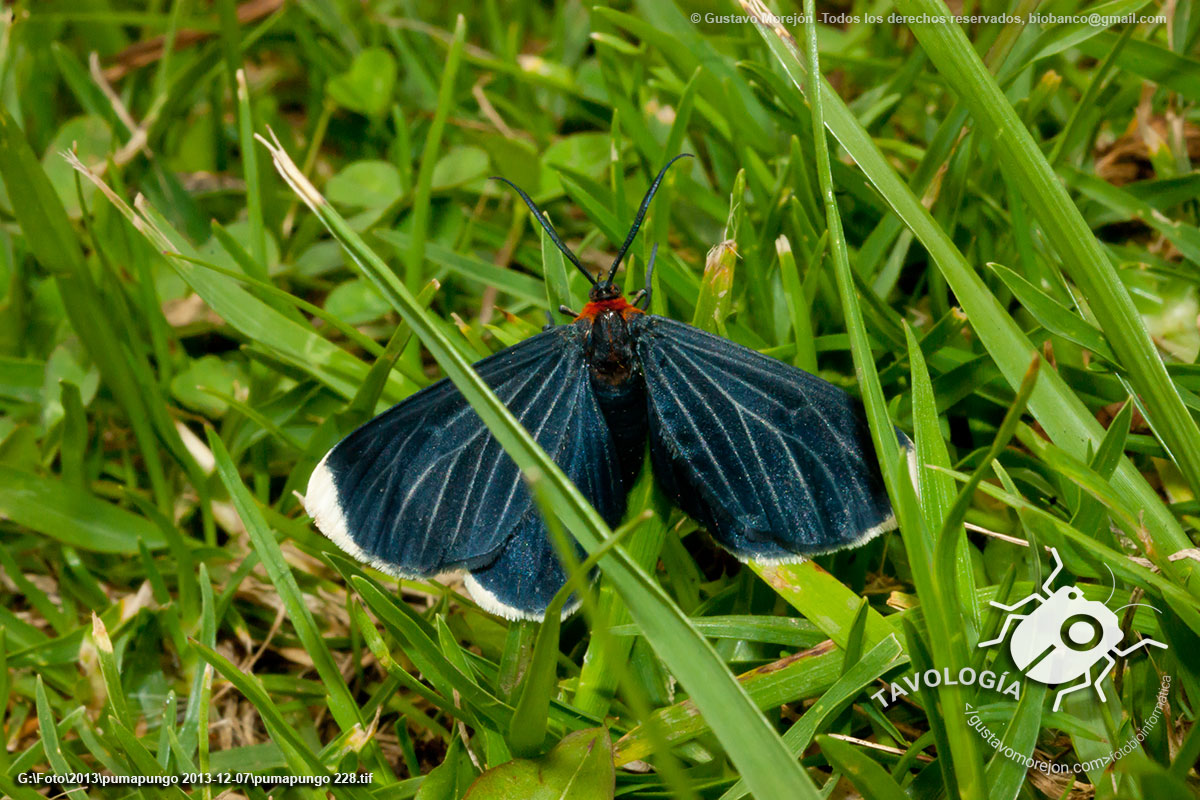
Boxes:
[491,176,596,285]
[604,153,693,285]
[633,243,659,309]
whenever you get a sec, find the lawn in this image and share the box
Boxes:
[1,1,1198,798]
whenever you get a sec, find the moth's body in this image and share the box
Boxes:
[304,155,911,620]
[580,298,649,490]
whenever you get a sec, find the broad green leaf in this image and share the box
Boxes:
[41,115,112,218]
[540,134,612,197]
[327,47,398,116]
[325,278,393,325]
[327,160,405,209]
[432,146,490,191]
[169,354,245,417]
[418,738,478,800]
[466,728,614,800]
[41,344,99,430]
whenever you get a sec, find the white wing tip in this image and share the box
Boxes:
[463,573,580,622]
[303,453,412,579]
[304,452,352,548]
[305,452,578,622]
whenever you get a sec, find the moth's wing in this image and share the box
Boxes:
[464,376,625,619]
[304,326,625,607]
[465,521,572,620]
[632,315,909,562]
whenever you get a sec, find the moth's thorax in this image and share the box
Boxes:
[582,305,639,386]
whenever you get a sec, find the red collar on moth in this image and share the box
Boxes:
[574,296,645,322]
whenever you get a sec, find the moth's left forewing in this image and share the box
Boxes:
[632,315,911,562]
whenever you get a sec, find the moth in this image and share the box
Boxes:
[305,155,910,620]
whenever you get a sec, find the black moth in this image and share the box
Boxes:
[304,155,911,620]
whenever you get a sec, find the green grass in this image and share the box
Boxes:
[1,1,1198,798]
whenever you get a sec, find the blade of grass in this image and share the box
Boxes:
[818,733,910,799]
[508,483,647,757]
[719,634,906,800]
[0,466,167,552]
[980,684,1047,799]
[1075,32,1200,103]
[352,577,512,731]
[906,324,978,634]
[777,235,818,373]
[750,561,893,648]
[988,263,1117,363]
[614,639,844,765]
[207,431,370,741]
[89,615,132,731]
[35,678,89,800]
[234,69,267,272]
[344,279,440,423]
[190,640,372,800]
[540,219,572,316]
[610,616,824,648]
[930,465,1200,626]
[1063,166,1200,265]
[799,5,985,796]
[0,114,172,511]
[406,15,466,287]
[934,355,1040,599]
[571,460,670,718]
[376,230,547,306]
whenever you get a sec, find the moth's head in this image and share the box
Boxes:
[491,153,693,307]
[588,280,623,302]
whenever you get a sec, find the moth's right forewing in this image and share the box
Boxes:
[305,327,596,576]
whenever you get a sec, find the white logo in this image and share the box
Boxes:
[978,547,1167,711]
